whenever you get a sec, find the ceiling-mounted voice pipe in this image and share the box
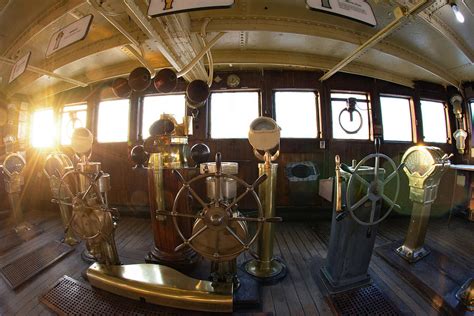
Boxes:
[122,0,224,81]
[122,44,155,73]
[0,56,88,87]
[176,32,225,79]
[320,0,430,82]
[87,0,154,74]
[200,18,214,87]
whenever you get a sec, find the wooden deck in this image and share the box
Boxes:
[0,209,472,315]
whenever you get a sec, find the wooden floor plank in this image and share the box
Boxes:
[1,209,472,316]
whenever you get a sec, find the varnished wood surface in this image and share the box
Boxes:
[0,209,472,315]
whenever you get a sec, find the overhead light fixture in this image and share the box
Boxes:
[451,2,465,23]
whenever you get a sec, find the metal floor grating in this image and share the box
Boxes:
[0,240,73,289]
[330,284,401,316]
[40,276,214,315]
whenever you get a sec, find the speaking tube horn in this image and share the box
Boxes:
[111,77,131,98]
[71,128,94,155]
[248,117,281,152]
[128,67,151,92]
[186,79,210,109]
[154,68,177,93]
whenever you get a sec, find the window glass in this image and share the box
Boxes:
[420,100,448,143]
[380,96,413,142]
[275,91,318,138]
[60,104,87,145]
[210,91,259,139]
[331,92,371,140]
[31,108,56,148]
[142,94,186,138]
[97,99,130,143]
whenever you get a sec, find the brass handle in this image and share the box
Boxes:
[335,155,343,213]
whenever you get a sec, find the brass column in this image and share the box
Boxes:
[245,162,285,279]
[78,162,102,261]
[398,202,431,259]
[8,191,22,226]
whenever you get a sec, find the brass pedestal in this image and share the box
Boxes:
[396,202,432,262]
[396,146,450,263]
[244,163,286,281]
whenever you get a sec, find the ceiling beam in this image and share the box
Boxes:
[6,33,132,96]
[123,0,209,82]
[2,0,86,58]
[319,2,431,82]
[191,15,459,87]
[0,56,87,87]
[418,12,474,63]
[211,49,415,88]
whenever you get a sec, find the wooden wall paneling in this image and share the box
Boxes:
[17,70,469,217]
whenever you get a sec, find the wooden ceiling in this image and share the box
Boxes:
[0,0,472,102]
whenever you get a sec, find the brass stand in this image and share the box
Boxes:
[396,202,431,262]
[395,146,449,263]
[245,162,286,280]
[2,153,40,237]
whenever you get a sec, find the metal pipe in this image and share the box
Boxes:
[176,32,225,78]
[0,56,88,87]
[122,0,183,72]
[122,44,155,74]
[88,0,155,74]
[320,0,430,81]
[88,0,140,48]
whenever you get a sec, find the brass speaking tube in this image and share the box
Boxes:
[335,155,343,213]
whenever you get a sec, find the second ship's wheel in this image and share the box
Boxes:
[160,153,280,262]
[56,169,111,240]
[346,153,402,226]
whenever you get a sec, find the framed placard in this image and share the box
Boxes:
[9,52,31,84]
[46,14,94,57]
[148,0,234,17]
[306,0,376,27]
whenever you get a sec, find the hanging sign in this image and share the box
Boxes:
[9,51,31,84]
[306,0,376,27]
[46,14,94,57]
[148,0,235,17]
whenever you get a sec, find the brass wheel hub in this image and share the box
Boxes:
[203,205,230,231]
